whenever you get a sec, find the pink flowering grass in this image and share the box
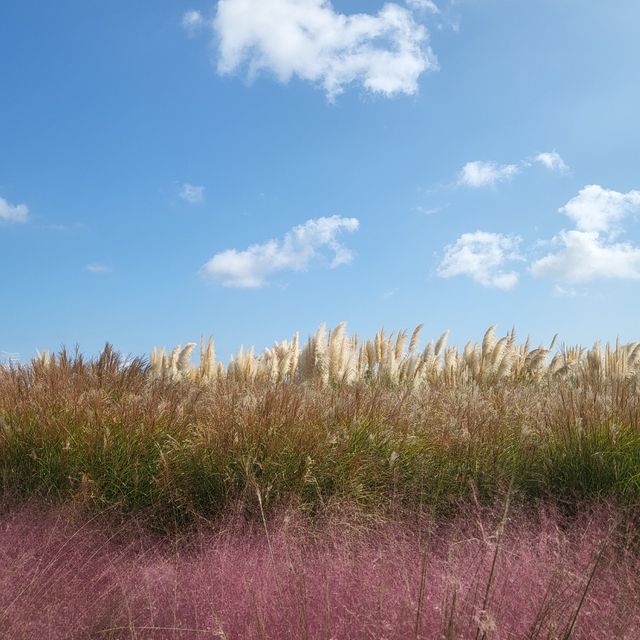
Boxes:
[1,503,638,639]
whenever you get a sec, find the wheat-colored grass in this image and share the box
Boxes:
[143,323,640,388]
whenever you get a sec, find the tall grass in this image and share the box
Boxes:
[1,325,639,527]
[148,323,640,387]
[1,503,638,639]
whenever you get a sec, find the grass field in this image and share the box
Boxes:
[1,324,639,638]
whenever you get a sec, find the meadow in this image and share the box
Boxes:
[1,323,639,638]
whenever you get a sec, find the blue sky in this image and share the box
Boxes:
[2,0,640,362]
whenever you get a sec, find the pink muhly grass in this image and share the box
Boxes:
[0,503,638,639]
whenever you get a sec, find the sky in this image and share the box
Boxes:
[1,0,640,363]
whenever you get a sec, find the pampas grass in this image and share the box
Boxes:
[146,322,640,390]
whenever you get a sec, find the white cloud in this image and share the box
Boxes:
[201,214,359,287]
[406,0,440,13]
[86,263,113,274]
[559,184,640,236]
[457,161,519,188]
[553,284,585,298]
[213,0,437,99]
[532,184,640,283]
[180,183,205,204]
[182,10,204,35]
[0,196,29,223]
[532,230,640,283]
[453,151,569,190]
[533,151,569,174]
[437,231,523,290]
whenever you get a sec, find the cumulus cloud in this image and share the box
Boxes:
[532,185,640,283]
[559,184,640,236]
[182,10,204,35]
[213,0,436,99]
[201,215,360,287]
[437,231,523,290]
[180,183,205,204]
[533,151,569,174]
[532,230,640,283]
[0,195,29,223]
[457,161,519,188]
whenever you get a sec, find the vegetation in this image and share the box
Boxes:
[1,503,638,639]
[2,324,640,638]
[1,324,639,528]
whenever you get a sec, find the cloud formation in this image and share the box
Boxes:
[180,183,205,204]
[456,151,569,189]
[532,185,640,283]
[406,0,440,13]
[201,215,360,287]
[182,10,204,35]
[558,184,640,236]
[213,0,436,99]
[532,230,640,283]
[533,151,569,174]
[457,161,519,188]
[0,195,29,223]
[437,231,523,290]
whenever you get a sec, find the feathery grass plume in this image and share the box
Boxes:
[409,323,424,353]
[314,324,329,385]
[488,336,509,373]
[496,349,515,380]
[395,329,407,360]
[168,345,181,379]
[33,350,53,369]
[199,336,216,381]
[145,323,640,390]
[177,342,196,375]
[375,329,384,365]
[328,321,347,383]
[289,332,299,381]
[481,325,496,361]
[434,330,449,358]
[149,347,162,378]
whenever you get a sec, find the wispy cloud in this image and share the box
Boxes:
[437,231,523,290]
[457,161,519,188]
[553,284,586,298]
[532,151,569,174]
[0,195,29,224]
[406,0,440,13]
[180,183,205,205]
[381,288,398,300]
[455,151,569,189]
[201,215,359,287]
[212,0,437,100]
[531,185,640,284]
[415,203,449,216]
[182,10,204,36]
[86,263,113,274]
